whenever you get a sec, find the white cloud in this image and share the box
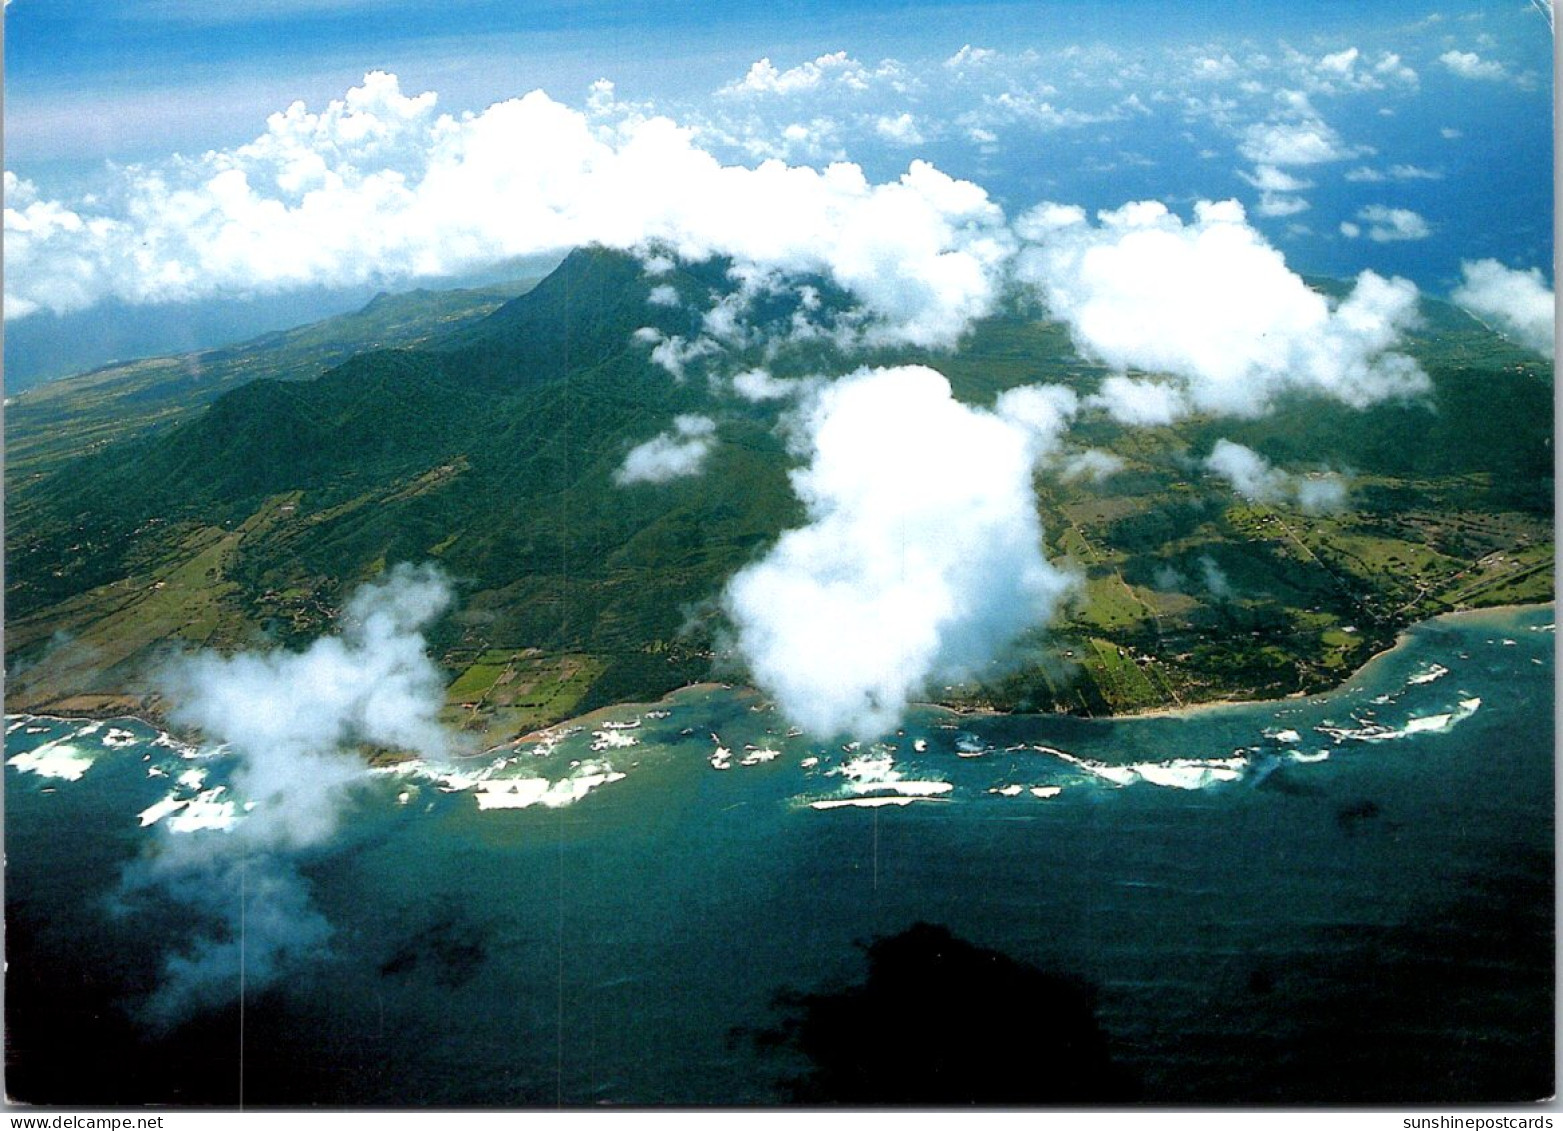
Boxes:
[874,112,925,146]
[1371,52,1420,87]
[1343,166,1387,183]
[614,414,718,484]
[1387,163,1442,180]
[1439,50,1509,81]
[633,328,721,381]
[646,283,680,307]
[1295,476,1350,514]
[717,51,872,97]
[1015,197,1428,419]
[5,72,1014,351]
[1240,163,1311,193]
[1239,162,1313,214]
[1254,195,1310,218]
[134,564,454,1023]
[1060,449,1126,482]
[163,563,453,843]
[1317,47,1361,79]
[731,367,809,402]
[693,113,849,166]
[1240,116,1356,165]
[965,90,1119,133]
[945,44,999,69]
[2,172,98,318]
[1088,375,1189,425]
[993,383,1081,460]
[1204,439,1348,513]
[1238,90,1367,167]
[722,365,1073,739]
[1296,47,1418,94]
[1192,54,1244,82]
[1350,205,1432,242]
[1453,259,1556,359]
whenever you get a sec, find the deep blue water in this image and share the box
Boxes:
[5,605,1554,1106]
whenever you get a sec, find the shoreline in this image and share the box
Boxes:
[8,602,1553,748]
[1021,601,1555,726]
[483,682,738,756]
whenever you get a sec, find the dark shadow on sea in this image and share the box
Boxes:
[747,849,1554,1109]
[742,921,1142,1105]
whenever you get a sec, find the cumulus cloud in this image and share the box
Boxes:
[614,414,719,484]
[1239,164,1310,193]
[1239,162,1312,216]
[1191,54,1244,83]
[993,383,1080,460]
[1371,53,1420,87]
[1453,259,1556,359]
[1296,47,1418,94]
[1015,198,1428,420]
[1204,439,1348,513]
[1238,93,1365,166]
[1253,194,1310,218]
[874,112,926,146]
[1344,205,1432,242]
[125,564,455,1025]
[5,72,1013,351]
[1239,119,1349,165]
[1088,375,1189,425]
[730,367,810,402]
[722,365,1073,739]
[634,327,722,380]
[944,44,1001,69]
[1439,50,1510,82]
[717,51,873,98]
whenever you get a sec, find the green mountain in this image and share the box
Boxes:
[4,247,1553,739]
[5,278,540,479]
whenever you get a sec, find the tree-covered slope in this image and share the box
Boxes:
[4,279,538,479]
[4,246,1552,737]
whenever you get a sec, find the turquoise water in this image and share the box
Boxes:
[6,606,1554,1105]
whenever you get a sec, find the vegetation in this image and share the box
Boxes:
[5,247,1553,738]
[5,280,537,478]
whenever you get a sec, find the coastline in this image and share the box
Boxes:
[483,681,740,755]
[1071,601,1556,725]
[8,603,1554,751]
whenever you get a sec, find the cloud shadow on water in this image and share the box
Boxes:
[744,922,1141,1105]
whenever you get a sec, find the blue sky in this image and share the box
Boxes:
[3,0,1554,379]
[9,2,1548,166]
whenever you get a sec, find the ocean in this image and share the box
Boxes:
[5,605,1554,1106]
